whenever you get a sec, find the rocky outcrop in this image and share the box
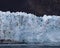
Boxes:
[28,0,60,16]
[0,0,60,16]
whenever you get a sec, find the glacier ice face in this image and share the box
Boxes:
[0,11,60,45]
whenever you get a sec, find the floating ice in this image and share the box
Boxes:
[0,11,60,45]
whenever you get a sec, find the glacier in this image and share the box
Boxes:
[0,11,60,45]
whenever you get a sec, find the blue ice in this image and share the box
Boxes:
[0,11,60,45]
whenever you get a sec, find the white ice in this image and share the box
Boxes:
[0,11,60,45]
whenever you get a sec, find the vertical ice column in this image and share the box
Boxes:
[0,13,4,39]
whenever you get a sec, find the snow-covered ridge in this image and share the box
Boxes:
[0,11,60,45]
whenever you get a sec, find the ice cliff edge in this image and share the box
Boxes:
[0,11,60,45]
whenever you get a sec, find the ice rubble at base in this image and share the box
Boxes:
[0,11,60,44]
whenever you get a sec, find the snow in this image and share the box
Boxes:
[0,11,60,45]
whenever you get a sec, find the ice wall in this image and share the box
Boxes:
[0,11,60,45]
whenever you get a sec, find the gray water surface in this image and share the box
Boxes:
[0,44,60,48]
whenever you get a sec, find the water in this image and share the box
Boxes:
[0,44,59,48]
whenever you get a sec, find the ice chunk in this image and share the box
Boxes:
[0,11,60,45]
